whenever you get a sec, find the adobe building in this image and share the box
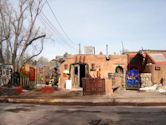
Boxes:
[59,54,127,89]
[127,50,166,85]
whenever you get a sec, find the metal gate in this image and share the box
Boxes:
[82,78,105,95]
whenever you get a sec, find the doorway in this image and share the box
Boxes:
[71,63,88,88]
[79,64,86,87]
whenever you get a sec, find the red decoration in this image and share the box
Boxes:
[29,67,36,81]
[41,86,54,94]
[15,87,23,95]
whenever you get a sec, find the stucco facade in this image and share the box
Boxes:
[59,54,127,89]
[128,50,166,84]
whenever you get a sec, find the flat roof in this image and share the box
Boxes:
[148,53,166,64]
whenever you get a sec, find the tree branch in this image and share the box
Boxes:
[23,39,44,64]
[19,34,46,61]
[27,34,46,46]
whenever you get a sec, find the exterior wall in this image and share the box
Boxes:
[145,64,166,84]
[105,79,113,95]
[128,51,166,85]
[59,54,127,89]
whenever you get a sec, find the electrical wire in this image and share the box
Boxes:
[40,12,77,50]
[33,1,78,52]
[45,0,78,46]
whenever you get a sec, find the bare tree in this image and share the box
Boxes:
[0,0,46,71]
[0,0,11,64]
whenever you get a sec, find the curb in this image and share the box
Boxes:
[1,97,166,106]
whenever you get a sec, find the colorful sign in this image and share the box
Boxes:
[0,65,13,86]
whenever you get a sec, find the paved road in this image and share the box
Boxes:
[0,103,166,125]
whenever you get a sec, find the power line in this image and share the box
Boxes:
[45,0,78,46]
[40,12,77,50]
[33,1,77,51]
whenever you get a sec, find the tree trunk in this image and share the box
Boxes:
[0,44,4,64]
[12,53,17,72]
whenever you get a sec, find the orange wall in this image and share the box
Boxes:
[59,54,127,89]
[145,64,166,83]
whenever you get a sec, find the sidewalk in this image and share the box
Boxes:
[1,89,166,106]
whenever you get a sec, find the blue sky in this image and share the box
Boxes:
[39,0,166,60]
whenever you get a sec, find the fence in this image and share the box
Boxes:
[82,78,105,95]
[20,77,34,89]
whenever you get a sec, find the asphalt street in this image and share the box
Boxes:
[0,103,166,125]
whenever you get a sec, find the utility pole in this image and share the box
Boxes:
[121,41,125,54]
[79,43,81,54]
[106,44,108,56]
[94,46,96,55]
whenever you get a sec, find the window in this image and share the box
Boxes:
[90,63,96,71]
[115,66,124,74]
[64,64,68,70]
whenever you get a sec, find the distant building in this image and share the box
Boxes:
[55,56,63,60]
[84,46,95,55]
